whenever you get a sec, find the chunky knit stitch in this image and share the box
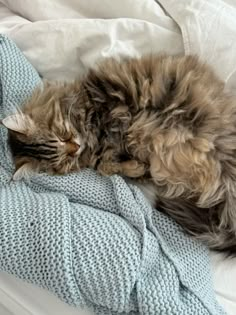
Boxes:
[0,35,226,315]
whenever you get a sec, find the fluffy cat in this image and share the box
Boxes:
[2,54,236,255]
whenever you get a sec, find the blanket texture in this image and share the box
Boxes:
[0,35,226,315]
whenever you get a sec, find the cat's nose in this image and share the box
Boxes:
[66,142,80,156]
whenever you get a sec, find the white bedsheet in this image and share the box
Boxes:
[211,253,236,315]
[0,0,236,314]
[0,273,88,315]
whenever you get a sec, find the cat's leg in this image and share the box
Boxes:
[97,160,146,178]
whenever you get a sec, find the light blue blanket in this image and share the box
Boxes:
[0,34,226,315]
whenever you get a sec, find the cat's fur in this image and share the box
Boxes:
[3,54,236,254]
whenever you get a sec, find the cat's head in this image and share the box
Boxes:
[1,97,85,180]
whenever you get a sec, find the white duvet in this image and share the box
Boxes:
[0,0,236,315]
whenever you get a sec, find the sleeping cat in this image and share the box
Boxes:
[2,54,236,254]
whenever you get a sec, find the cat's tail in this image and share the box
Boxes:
[157,197,236,257]
[132,181,236,256]
[196,229,236,256]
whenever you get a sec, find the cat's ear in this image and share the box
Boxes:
[13,162,34,181]
[1,114,35,134]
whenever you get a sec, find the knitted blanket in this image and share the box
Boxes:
[0,35,226,315]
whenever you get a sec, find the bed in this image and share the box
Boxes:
[0,0,236,314]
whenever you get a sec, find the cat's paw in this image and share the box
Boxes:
[121,160,146,178]
[97,161,121,176]
[97,160,146,178]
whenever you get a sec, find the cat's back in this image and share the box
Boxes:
[84,54,225,113]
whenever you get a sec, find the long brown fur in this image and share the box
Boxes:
[3,54,236,254]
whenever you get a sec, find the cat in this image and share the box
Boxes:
[2,54,236,255]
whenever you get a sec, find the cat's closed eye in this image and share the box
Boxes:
[58,134,72,142]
